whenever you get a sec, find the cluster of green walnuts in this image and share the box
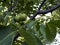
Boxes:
[14,13,27,22]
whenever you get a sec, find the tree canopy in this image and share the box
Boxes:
[0,0,60,45]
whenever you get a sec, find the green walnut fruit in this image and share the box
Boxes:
[14,13,27,22]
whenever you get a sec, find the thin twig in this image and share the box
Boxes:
[30,3,60,20]
[38,0,46,11]
[38,3,60,14]
[30,0,46,20]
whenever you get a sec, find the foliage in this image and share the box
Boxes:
[0,0,60,45]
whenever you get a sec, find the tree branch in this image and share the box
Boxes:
[30,3,60,20]
[38,0,46,11]
[30,0,46,20]
[38,3,60,14]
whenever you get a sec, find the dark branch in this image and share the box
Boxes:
[30,3,60,20]
[30,0,46,20]
[38,3,60,14]
[30,12,38,20]
[38,0,46,11]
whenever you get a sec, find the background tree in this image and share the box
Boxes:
[0,0,60,45]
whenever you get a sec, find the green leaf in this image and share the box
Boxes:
[45,23,57,42]
[49,20,60,28]
[0,25,16,45]
[35,22,40,31]
[18,28,38,45]
[40,24,46,39]
[34,36,43,45]
[27,21,36,29]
